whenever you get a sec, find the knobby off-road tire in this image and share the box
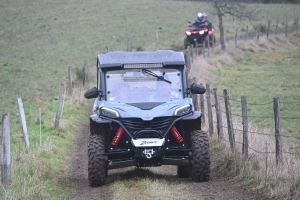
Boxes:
[209,35,216,47]
[204,35,209,47]
[88,134,107,187]
[191,130,210,182]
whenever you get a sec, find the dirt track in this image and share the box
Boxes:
[67,118,273,200]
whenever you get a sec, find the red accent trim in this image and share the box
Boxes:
[111,127,125,146]
[170,126,183,143]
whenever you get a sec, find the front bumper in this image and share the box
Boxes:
[106,147,191,169]
[187,34,206,44]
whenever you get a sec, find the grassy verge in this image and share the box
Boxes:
[192,33,300,199]
[1,88,91,199]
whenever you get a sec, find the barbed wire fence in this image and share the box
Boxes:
[190,83,300,167]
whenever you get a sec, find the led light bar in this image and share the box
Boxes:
[124,63,163,69]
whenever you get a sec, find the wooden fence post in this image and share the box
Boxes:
[105,46,108,53]
[55,84,64,130]
[211,33,215,51]
[200,83,205,124]
[206,83,213,135]
[17,97,30,152]
[127,37,131,52]
[192,77,199,111]
[83,59,87,87]
[256,25,260,41]
[206,36,210,57]
[235,29,237,45]
[275,18,278,34]
[273,97,283,166]
[294,10,297,29]
[267,18,271,38]
[156,31,159,48]
[296,17,298,34]
[233,16,236,34]
[186,48,191,77]
[202,41,205,58]
[241,96,248,159]
[213,88,223,142]
[223,89,235,153]
[2,114,11,185]
[68,66,72,95]
[285,16,288,37]
[190,44,194,62]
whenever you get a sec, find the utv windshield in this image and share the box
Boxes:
[105,68,183,103]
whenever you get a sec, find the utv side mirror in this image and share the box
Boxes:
[84,87,100,99]
[190,83,206,94]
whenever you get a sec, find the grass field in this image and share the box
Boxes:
[215,36,300,132]
[1,0,300,199]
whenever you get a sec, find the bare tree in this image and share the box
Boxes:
[210,0,257,50]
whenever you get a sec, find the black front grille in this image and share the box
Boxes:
[151,117,174,133]
[121,118,145,133]
[136,131,161,139]
[119,117,176,138]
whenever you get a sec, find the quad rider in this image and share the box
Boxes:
[192,13,212,30]
[184,12,215,49]
[200,13,212,31]
[192,13,203,28]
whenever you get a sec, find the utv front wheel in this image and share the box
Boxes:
[88,134,107,187]
[191,130,210,182]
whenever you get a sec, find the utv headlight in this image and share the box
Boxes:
[174,104,192,116]
[185,31,191,35]
[100,107,119,118]
[199,30,205,35]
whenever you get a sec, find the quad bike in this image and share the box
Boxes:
[84,50,210,187]
[184,21,216,49]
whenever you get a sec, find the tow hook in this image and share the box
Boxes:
[143,148,155,159]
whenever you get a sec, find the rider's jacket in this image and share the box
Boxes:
[192,19,212,30]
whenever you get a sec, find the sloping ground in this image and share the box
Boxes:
[67,120,273,200]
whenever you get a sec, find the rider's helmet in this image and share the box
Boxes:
[197,13,202,21]
[202,13,208,21]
